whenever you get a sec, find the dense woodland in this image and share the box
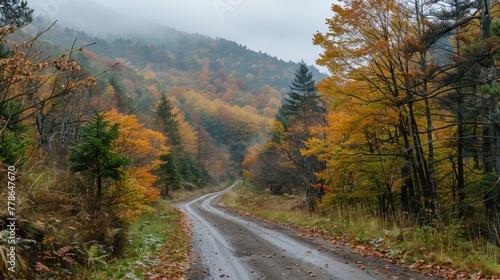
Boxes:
[3,0,500,278]
[243,0,500,253]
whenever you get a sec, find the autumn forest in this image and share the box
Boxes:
[2,0,500,278]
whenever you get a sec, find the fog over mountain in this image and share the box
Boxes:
[26,0,332,73]
[29,0,180,41]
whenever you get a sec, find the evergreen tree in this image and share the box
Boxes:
[154,94,209,189]
[0,0,33,27]
[68,111,131,199]
[109,76,132,113]
[265,62,326,211]
[278,61,324,129]
[157,153,182,196]
[155,94,182,148]
[0,101,28,163]
[154,94,184,193]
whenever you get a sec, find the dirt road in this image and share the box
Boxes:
[179,183,441,280]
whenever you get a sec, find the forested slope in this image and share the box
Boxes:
[0,2,326,277]
[18,16,326,181]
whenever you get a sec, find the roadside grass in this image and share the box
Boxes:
[221,183,500,278]
[71,183,230,279]
[74,199,190,279]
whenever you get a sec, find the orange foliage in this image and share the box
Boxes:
[242,145,260,181]
[105,109,168,218]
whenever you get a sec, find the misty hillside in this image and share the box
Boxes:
[27,0,327,94]
[11,2,327,184]
[29,20,326,93]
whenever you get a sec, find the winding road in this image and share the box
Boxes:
[179,182,440,280]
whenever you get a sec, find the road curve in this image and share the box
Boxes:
[179,182,440,280]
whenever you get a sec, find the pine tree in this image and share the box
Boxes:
[68,111,131,199]
[0,100,28,163]
[155,94,182,148]
[266,62,326,211]
[278,61,324,129]
[157,153,182,196]
[0,0,33,27]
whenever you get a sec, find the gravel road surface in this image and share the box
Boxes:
[179,183,441,280]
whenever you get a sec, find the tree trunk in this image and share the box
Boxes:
[399,114,424,220]
[424,95,439,221]
[97,175,102,198]
[456,92,467,219]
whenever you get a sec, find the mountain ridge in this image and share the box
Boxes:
[28,0,327,77]
[16,0,328,181]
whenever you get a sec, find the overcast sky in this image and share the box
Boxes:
[27,0,334,73]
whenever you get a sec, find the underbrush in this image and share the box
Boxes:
[221,183,500,278]
[77,199,190,279]
[1,166,131,279]
[0,165,193,279]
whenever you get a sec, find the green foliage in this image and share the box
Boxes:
[157,153,182,195]
[108,75,132,113]
[0,0,33,27]
[179,155,207,187]
[154,94,209,190]
[468,173,499,193]
[0,101,28,163]
[492,20,500,37]
[155,94,181,147]
[481,81,500,96]
[82,244,108,267]
[278,61,324,129]
[84,200,190,279]
[68,111,131,198]
[249,62,326,209]
[0,129,28,164]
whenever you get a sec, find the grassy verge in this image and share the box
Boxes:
[74,199,190,279]
[221,183,500,279]
[72,183,230,279]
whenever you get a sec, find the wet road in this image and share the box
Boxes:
[179,182,440,280]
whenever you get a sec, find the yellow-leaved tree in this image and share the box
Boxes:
[311,0,469,221]
[105,109,168,219]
